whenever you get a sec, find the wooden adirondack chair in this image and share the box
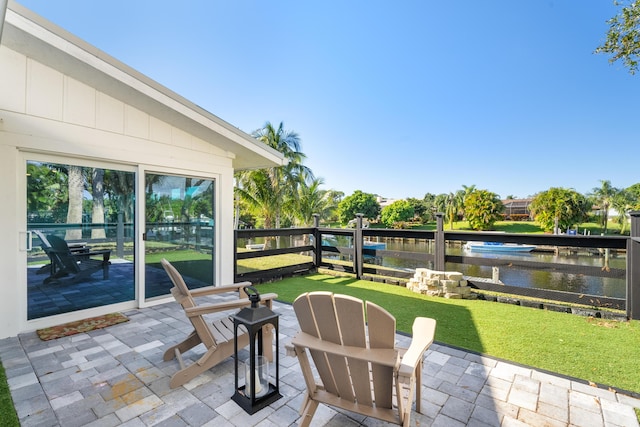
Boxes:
[160,258,278,388]
[287,291,436,427]
[41,234,111,284]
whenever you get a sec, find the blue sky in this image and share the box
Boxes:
[14,1,640,200]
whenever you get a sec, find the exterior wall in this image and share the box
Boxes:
[0,47,233,170]
[0,142,20,338]
[0,45,237,338]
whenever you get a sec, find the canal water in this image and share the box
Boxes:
[378,239,626,299]
[240,234,626,300]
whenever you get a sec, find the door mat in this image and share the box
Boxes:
[36,313,129,341]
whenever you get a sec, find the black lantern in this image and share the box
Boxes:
[232,286,281,414]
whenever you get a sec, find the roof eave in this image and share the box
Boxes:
[3,0,285,170]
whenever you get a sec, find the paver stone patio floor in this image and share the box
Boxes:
[1,294,639,427]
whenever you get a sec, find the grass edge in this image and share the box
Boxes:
[0,361,19,426]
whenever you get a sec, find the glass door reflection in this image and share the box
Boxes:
[26,161,136,320]
[144,173,215,300]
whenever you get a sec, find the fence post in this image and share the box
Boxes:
[627,211,640,320]
[313,214,321,270]
[435,213,445,271]
[355,213,364,279]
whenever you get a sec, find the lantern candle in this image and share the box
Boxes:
[245,356,268,398]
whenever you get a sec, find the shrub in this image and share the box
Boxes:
[380,200,414,228]
[464,190,504,230]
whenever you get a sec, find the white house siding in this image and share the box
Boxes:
[1,51,232,169]
[0,43,242,338]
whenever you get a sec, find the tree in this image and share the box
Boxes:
[529,188,591,232]
[406,197,431,223]
[326,190,344,223]
[337,190,380,224]
[595,0,640,74]
[625,183,640,209]
[235,169,282,230]
[65,165,84,240]
[235,121,312,230]
[107,170,135,223]
[294,175,339,226]
[459,184,477,219]
[444,192,462,230]
[421,193,439,223]
[464,190,504,231]
[611,189,633,234]
[91,168,106,239]
[589,179,619,234]
[26,162,68,223]
[433,193,449,219]
[380,200,415,228]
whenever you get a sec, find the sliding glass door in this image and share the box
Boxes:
[144,173,215,300]
[26,160,136,320]
[25,160,217,319]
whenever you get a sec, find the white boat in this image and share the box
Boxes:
[363,241,386,250]
[465,242,536,253]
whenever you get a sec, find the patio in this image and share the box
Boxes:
[1,293,639,427]
[27,262,211,320]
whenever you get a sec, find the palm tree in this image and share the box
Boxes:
[460,184,477,219]
[236,169,283,229]
[443,189,468,229]
[433,194,449,219]
[590,180,619,234]
[291,175,340,245]
[611,190,632,234]
[445,192,458,230]
[295,175,339,227]
[235,122,313,244]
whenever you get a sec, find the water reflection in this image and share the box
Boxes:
[382,240,626,299]
[239,234,627,299]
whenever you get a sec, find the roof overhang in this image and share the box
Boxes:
[1,0,286,170]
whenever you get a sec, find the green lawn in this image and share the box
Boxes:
[257,273,640,395]
[0,364,18,426]
[145,249,312,280]
[237,253,313,274]
[404,219,625,235]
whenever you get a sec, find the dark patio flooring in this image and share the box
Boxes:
[27,262,207,320]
